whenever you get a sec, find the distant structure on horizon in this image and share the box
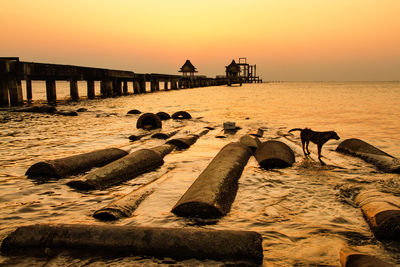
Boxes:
[178,60,198,77]
[225,57,262,86]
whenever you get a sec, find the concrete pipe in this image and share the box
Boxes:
[151,129,179,140]
[339,247,395,267]
[172,142,252,218]
[336,138,400,173]
[248,128,264,138]
[355,190,400,240]
[127,109,141,114]
[172,111,192,120]
[255,140,295,169]
[12,105,56,114]
[26,148,128,179]
[67,146,170,190]
[156,111,171,120]
[136,113,162,130]
[1,224,263,264]
[239,135,261,153]
[166,129,209,149]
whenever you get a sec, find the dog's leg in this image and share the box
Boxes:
[301,139,307,156]
[317,144,326,165]
[305,141,310,155]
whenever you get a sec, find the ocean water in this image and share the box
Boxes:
[0,82,399,266]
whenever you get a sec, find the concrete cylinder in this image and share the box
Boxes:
[171,80,177,89]
[8,78,23,106]
[150,79,157,92]
[164,81,169,90]
[67,148,165,190]
[239,135,261,153]
[0,79,9,106]
[113,80,122,96]
[87,80,95,99]
[26,79,32,101]
[93,144,174,221]
[45,79,56,104]
[336,138,400,173]
[172,111,192,120]
[139,79,146,93]
[133,80,140,94]
[136,113,162,130]
[355,190,400,240]
[100,80,113,97]
[26,148,128,179]
[255,141,295,169]
[172,142,252,218]
[339,247,395,267]
[70,79,79,101]
[156,111,171,120]
[1,224,263,264]
[123,80,128,94]
[166,135,198,149]
[151,130,179,140]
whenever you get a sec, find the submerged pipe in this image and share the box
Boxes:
[166,128,209,149]
[151,129,179,140]
[1,224,263,264]
[92,130,210,220]
[66,145,173,190]
[255,140,295,169]
[172,142,252,218]
[26,148,128,179]
[93,164,175,221]
[339,247,395,267]
[336,138,400,173]
[355,190,400,240]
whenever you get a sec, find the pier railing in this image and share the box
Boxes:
[0,57,225,107]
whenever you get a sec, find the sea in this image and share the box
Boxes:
[0,81,399,266]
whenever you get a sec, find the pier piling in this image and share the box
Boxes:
[45,79,56,104]
[87,80,95,99]
[70,79,79,101]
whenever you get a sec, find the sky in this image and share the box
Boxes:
[1,0,399,81]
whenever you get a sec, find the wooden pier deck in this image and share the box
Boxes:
[0,58,225,107]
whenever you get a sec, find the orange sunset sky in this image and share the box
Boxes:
[1,0,399,81]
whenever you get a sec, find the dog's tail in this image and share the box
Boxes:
[288,128,303,133]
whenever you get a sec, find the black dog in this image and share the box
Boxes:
[289,128,340,165]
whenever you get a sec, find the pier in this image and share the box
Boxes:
[0,57,227,107]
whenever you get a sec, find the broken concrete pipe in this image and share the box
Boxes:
[239,135,261,153]
[166,128,209,149]
[248,128,264,138]
[172,142,252,218]
[1,224,263,264]
[26,148,128,179]
[156,111,171,120]
[171,111,192,120]
[336,138,400,173]
[136,113,162,130]
[355,190,400,240]
[339,247,395,267]
[255,140,295,169]
[66,145,174,190]
[151,129,179,140]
